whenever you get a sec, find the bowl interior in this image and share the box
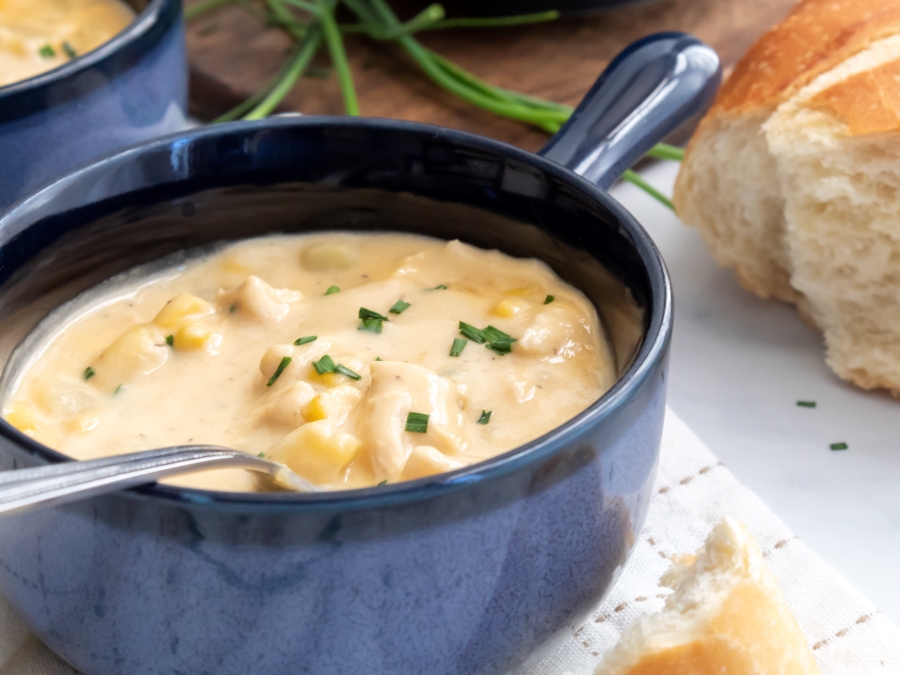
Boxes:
[0,119,661,488]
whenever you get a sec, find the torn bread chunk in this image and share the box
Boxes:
[595,518,820,675]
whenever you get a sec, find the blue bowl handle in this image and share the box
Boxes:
[537,32,721,190]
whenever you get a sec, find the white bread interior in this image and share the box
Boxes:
[594,517,820,675]
[765,35,900,391]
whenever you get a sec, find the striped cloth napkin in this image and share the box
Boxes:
[0,409,897,674]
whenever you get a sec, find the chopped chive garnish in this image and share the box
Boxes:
[459,321,487,344]
[375,356,382,361]
[266,356,292,386]
[487,339,515,355]
[389,299,411,314]
[335,364,362,381]
[294,336,317,345]
[359,318,384,333]
[797,400,816,408]
[38,44,55,58]
[325,285,340,295]
[62,41,77,59]
[434,284,447,290]
[312,354,336,375]
[229,304,237,313]
[483,325,514,342]
[830,442,848,451]
[544,295,555,305]
[257,452,265,458]
[84,366,95,380]
[359,307,388,321]
[377,479,388,486]
[165,334,174,347]
[405,411,429,433]
[114,384,124,395]
[450,338,467,357]
[477,410,492,425]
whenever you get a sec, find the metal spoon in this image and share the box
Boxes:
[0,446,319,516]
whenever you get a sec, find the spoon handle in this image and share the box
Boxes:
[0,446,314,515]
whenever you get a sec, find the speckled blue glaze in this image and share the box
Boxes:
[0,0,186,210]
[0,32,720,675]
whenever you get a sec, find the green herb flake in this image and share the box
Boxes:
[359,307,388,321]
[431,284,448,290]
[294,336,318,345]
[62,41,77,59]
[374,356,382,361]
[83,366,96,380]
[450,338,467,357]
[359,318,384,333]
[389,299,411,315]
[797,400,816,408]
[483,325,517,355]
[229,304,237,314]
[830,442,848,451]
[325,285,340,295]
[544,294,555,305]
[477,410,492,425]
[38,44,55,58]
[312,354,336,375]
[459,321,487,344]
[165,334,174,347]
[114,384,124,395]
[335,364,362,381]
[257,452,265,458]
[377,479,388,486]
[405,411,429,433]
[266,356,292,387]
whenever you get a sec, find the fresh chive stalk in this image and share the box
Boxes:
[62,42,77,59]
[544,294,555,305]
[267,356,292,385]
[39,44,55,58]
[449,337,467,357]
[830,442,848,451]
[84,367,96,380]
[295,335,318,345]
[477,410,492,424]
[312,354,336,374]
[796,400,816,408]
[325,285,340,295]
[359,307,388,321]
[335,363,362,380]
[389,299,411,314]
[166,334,175,346]
[405,411,429,433]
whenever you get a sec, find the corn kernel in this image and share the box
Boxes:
[491,298,528,318]
[3,403,37,434]
[93,324,168,388]
[153,293,215,329]
[304,396,327,422]
[504,287,534,297]
[268,420,361,484]
[174,323,211,351]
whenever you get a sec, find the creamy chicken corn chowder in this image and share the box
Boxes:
[2,233,618,491]
[0,0,135,88]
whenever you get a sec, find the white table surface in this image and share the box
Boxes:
[608,161,900,625]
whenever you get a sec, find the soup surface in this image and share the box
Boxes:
[0,0,135,88]
[2,233,617,491]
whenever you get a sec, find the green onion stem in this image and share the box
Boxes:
[317,0,360,115]
[244,26,322,120]
[185,0,234,20]
[428,10,559,29]
[622,169,674,211]
[645,142,685,162]
[280,0,321,13]
[266,0,307,39]
[341,4,444,38]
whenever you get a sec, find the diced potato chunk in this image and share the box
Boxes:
[402,446,464,481]
[153,293,215,329]
[267,420,361,485]
[517,306,582,358]
[301,242,357,271]
[65,413,101,434]
[260,381,316,428]
[3,402,38,435]
[30,381,94,417]
[259,344,295,381]
[173,323,212,351]
[92,324,169,389]
[303,386,362,425]
[218,276,301,323]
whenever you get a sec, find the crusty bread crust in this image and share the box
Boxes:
[674,0,900,396]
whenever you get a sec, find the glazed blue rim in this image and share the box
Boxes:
[0,117,673,512]
[0,0,180,124]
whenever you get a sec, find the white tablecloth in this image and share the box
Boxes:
[0,409,898,674]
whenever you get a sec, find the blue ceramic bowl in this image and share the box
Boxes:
[0,34,719,675]
[0,0,187,211]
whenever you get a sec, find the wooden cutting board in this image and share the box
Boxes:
[185,0,795,153]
